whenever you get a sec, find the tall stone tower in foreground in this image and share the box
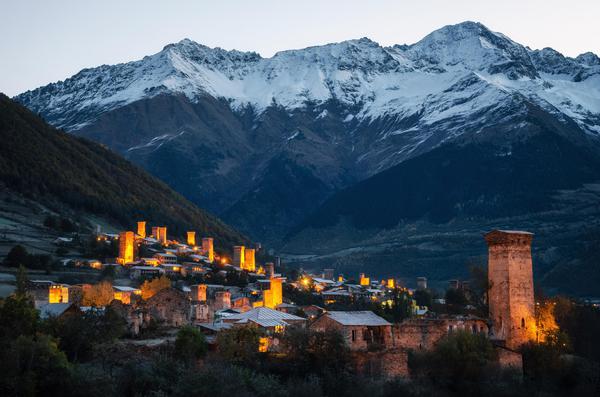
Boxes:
[485,230,535,350]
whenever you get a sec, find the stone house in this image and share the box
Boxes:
[143,288,190,327]
[310,311,392,351]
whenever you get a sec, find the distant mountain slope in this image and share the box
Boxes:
[14,21,600,246]
[282,105,600,296]
[0,94,246,247]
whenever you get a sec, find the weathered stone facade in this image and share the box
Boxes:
[392,317,489,350]
[310,313,392,351]
[485,230,535,349]
[144,288,190,327]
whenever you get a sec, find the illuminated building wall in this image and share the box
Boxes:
[359,273,370,286]
[187,231,196,246]
[192,284,207,302]
[202,237,214,262]
[48,285,69,303]
[152,226,160,239]
[118,231,135,264]
[485,230,536,350]
[158,227,167,244]
[234,246,245,268]
[214,291,231,310]
[137,221,146,238]
[387,279,395,289]
[263,277,283,309]
[113,291,131,304]
[243,248,256,272]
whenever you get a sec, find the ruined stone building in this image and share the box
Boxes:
[311,311,392,351]
[392,317,489,351]
[143,288,190,327]
[485,230,536,350]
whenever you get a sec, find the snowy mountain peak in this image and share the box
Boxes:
[14,21,600,137]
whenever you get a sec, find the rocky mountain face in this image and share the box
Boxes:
[13,22,600,293]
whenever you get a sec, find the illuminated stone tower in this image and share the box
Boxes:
[485,230,536,350]
[359,273,370,286]
[243,248,256,272]
[234,246,245,268]
[137,221,146,238]
[263,277,283,308]
[152,226,160,239]
[158,227,167,245]
[191,284,207,302]
[202,237,214,262]
[118,231,135,264]
[187,231,196,246]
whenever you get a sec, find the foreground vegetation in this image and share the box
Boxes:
[1,270,599,397]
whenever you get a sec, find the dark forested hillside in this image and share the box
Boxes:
[0,94,247,247]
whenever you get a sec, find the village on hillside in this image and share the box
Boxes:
[13,221,560,377]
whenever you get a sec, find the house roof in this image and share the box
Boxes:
[225,307,306,327]
[113,286,139,292]
[38,303,74,319]
[325,311,391,326]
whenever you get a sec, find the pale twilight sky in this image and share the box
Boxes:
[1,0,599,96]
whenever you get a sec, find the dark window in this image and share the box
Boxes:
[351,329,356,341]
[521,318,525,328]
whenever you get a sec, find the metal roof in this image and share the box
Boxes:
[326,311,391,326]
[38,303,73,319]
[225,307,305,327]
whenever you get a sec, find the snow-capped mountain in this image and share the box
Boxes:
[17,21,600,135]
[14,21,600,246]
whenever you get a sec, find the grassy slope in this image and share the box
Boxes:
[0,94,247,248]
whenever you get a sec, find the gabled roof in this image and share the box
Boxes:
[38,303,74,319]
[325,311,391,326]
[225,307,306,328]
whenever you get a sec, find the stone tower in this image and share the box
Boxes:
[137,221,146,238]
[485,230,535,350]
[202,237,214,262]
[118,231,135,264]
[234,246,245,268]
[243,248,256,272]
[187,231,196,246]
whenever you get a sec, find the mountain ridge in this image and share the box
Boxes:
[13,21,600,251]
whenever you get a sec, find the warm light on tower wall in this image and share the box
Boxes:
[234,246,245,268]
[137,221,146,238]
[485,230,536,349]
[187,231,196,246]
[118,231,135,264]
[263,277,283,308]
[243,248,256,272]
[359,273,370,286]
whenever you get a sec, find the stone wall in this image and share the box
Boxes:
[392,317,489,350]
